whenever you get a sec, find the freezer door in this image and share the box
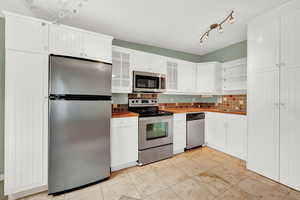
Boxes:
[49,55,112,96]
[48,100,111,194]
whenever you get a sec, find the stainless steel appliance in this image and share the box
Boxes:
[48,55,112,195]
[129,99,173,165]
[186,113,205,149]
[133,71,166,93]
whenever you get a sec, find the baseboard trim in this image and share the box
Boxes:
[8,185,48,200]
[111,161,138,172]
[173,149,185,155]
[0,174,4,181]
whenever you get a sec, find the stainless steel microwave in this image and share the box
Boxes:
[133,71,166,93]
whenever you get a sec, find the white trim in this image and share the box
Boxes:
[0,174,4,181]
[8,185,48,200]
[173,149,185,155]
[111,162,138,172]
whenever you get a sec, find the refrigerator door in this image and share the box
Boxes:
[48,99,111,194]
[49,55,112,96]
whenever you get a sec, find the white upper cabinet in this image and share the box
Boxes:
[247,9,280,73]
[177,60,197,94]
[222,58,247,93]
[5,13,49,54]
[112,47,132,93]
[49,24,113,62]
[197,62,222,94]
[166,61,178,92]
[131,50,166,74]
[83,32,112,63]
[5,50,48,195]
[49,24,83,58]
[280,10,300,68]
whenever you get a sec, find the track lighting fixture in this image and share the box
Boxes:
[199,10,234,46]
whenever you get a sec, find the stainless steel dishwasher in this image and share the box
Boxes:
[186,112,205,149]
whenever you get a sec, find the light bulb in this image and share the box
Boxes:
[228,15,235,24]
[200,40,204,46]
[204,33,209,40]
[218,25,224,33]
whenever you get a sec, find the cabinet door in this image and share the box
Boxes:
[280,10,300,69]
[247,70,280,181]
[49,25,83,58]
[279,66,300,191]
[247,11,280,73]
[173,114,186,154]
[166,61,178,92]
[226,115,247,160]
[112,50,131,93]
[197,63,221,94]
[205,113,226,152]
[111,118,138,171]
[6,15,49,54]
[178,61,196,93]
[5,50,48,195]
[83,33,112,63]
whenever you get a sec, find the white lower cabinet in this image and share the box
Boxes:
[205,112,247,160]
[205,112,227,152]
[5,50,48,195]
[111,117,138,171]
[173,114,186,154]
[226,114,247,160]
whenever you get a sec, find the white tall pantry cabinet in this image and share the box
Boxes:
[4,13,50,196]
[247,0,300,191]
[4,12,113,198]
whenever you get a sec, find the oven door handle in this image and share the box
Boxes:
[139,116,173,121]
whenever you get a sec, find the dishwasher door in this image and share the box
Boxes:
[186,113,205,149]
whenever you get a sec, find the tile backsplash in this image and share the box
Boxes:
[216,95,247,112]
[112,93,247,113]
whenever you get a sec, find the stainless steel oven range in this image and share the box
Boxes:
[129,99,173,165]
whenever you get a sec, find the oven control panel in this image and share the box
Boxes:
[129,99,158,107]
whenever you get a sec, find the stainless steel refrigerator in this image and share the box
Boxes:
[48,55,112,195]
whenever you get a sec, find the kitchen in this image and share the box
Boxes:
[0,0,300,200]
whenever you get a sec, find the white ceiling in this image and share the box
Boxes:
[1,0,291,55]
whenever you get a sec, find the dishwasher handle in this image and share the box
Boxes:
[186,112,205,121]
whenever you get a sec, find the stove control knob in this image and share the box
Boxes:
[135,100,139,103]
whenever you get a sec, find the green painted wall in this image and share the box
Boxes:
[199,40,247,63]
[112,39,202,63]
[0,18,4,176]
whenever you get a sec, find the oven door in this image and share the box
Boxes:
[139,116,173,150]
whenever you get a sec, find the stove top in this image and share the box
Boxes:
[128,98,173,118]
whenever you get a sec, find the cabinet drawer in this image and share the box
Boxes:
[112,117,138,127]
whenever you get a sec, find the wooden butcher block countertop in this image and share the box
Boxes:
[112,112,139,118]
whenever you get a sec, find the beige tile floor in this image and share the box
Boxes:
[20,147,300,200]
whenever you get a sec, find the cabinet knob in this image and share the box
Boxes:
[41,22,46,26]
